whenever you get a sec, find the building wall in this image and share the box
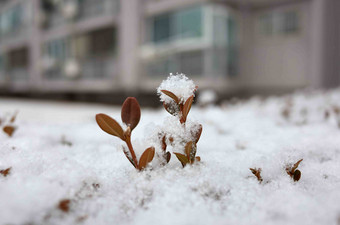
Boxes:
[240,1,310,93]
[0,0,337,97]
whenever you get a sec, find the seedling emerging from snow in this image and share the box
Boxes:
[96,97,155,170]
[158,74,202,167]
[286,159,303,182]
[1,111,18,137]
[58,199,71,212]
[0,167,11,177]
[250,168,263,183]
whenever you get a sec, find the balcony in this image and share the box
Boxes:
[44,56,116,80]
[42,0,120,30]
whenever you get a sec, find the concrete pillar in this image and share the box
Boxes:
[119,0,141,92]
[308,0,326,89]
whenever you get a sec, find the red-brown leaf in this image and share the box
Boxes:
[10,112,18,123]
[3,126,16,137]
[174,153,189,167]
[182,96,194,123]
[163,102,180,116]
[293,170,301,181]
[138,147,155,170]
[185,141,193,161]
[121,97,141,130]
[0,167,11,177]
[292,159,303,172]
[95,114,125,140]
[161,135,167,151]
[165,151,171,163]
[161,90,179,104]
[58,199,71,212]
[193,124,202,143]
[195,156,201,162]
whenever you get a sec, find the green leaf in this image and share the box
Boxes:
[121,97,141,131]
[95,113,125,140]
[138,147,155,170]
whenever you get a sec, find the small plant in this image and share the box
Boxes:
[58,199,71,213]
[249,168,263,183]
[1,111,18,137]
[157,74,202,167]
[96,97,155,171]
[286,159,303,182]
[0,167,11,177]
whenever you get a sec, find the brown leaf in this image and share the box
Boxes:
[182,96,194,123]
[293,170,301,182]
[58,199,71,212]
[174,153,189,167]
[193,124,203,143]
[161,135,167,151]
[165,151,171,163]
[138,147,155,170]
[291,159,303,173]
[10,111,18,123]
[161,90,179,104]
[163,102,180,116]
[3,126,16,137]
[185,141,193,161]
[0,167,11,177]
[250,168,263,183]
[195,156,201,162]
[121,97,141,130]
[95,114,125,140]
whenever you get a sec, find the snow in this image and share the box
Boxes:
[157,73,196,103]
[1,89,340,225]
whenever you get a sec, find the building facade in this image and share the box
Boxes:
[0,0,339,97]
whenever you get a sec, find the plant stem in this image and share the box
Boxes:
[125,135,138,169]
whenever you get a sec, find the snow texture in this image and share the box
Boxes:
[1,88,340,225]
[157,73,196,104]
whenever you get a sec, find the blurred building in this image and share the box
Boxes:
[0,0,339,99]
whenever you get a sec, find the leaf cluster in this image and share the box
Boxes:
[95,81,203,170]
[160,89,202,167]
[96,97,155,171]
[286,159,303,182]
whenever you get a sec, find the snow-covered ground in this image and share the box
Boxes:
[1,89,340,225]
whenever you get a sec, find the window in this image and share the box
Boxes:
[151,6,202,44]
[282,11,299,33]
[153,14,171,43]
[259,14,273,35]
[175,7,202,39]
[259,11,299,36]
